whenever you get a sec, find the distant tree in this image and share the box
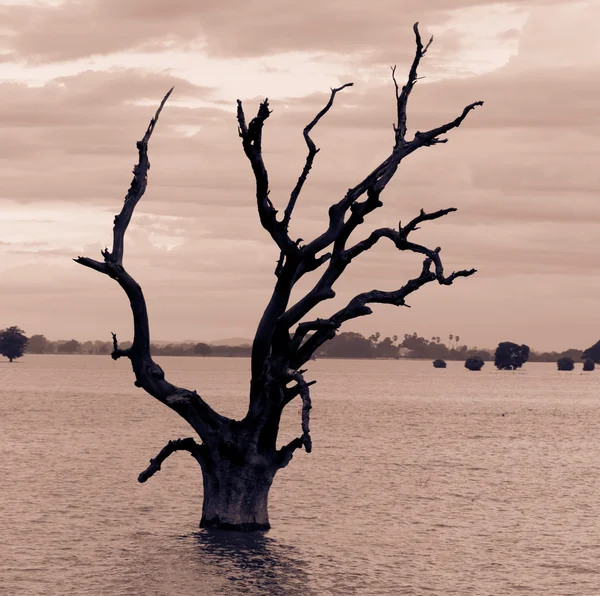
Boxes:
[82,340,96,354]
[455,335,460,347]
[368,332,381,344]
[75,24,480,531]
[96,342,110,355]
[0,326,28,362]
[319,332,375,359]
[401,333,432,358]
[449,334,454,349]
[494,342,530,370]
[560,348,583,362]
[26,334,51,354]
[433,359,446,368]
[465,356,484,371]
[194,343,212,357]
[373,336,400,359]
[582,340,600,364]
[583,359,595,371]
[57,339,81,354]
[557,357,574,371]
[467,350,491,361]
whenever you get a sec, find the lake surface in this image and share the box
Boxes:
[1,355,600,595]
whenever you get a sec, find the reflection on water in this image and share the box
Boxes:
[185,530,314,595]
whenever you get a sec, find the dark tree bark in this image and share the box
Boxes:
[76,24,482,531]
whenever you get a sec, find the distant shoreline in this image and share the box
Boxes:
[19,353,567,363]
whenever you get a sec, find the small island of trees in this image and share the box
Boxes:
[494,342,530,370]
[557,357,575,371]
[0,326,28,362]
[465,356,484,371]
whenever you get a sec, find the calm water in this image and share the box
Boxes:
[1,355,600,595]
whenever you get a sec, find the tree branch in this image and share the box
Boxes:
[282,378,317,406]
[138,437,204,483]
[274,82,353,277]
[414,101,484,146]
[285,369,312,453]
[111,87,172,267]
[237,99,297,257]
[301,23,481,261]
[75,89,228,443]
[393,22,433,143]
[290,319,340,351]
[293,251,476,367]
[283,82,353,233]
[110,332,131,360]
[275,437,304,469]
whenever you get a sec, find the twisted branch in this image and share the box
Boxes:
[283,82,353,233]
[275,82,353,277]
[301,23,482,261]
[138,437,204,483]
[285,369,312,453]
[293,251,476,367]
[236,99,297,257]
[75,89,228,443]
[393,21,434,143]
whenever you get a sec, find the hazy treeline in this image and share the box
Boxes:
[24,335,251,357]
[20,331,589,361]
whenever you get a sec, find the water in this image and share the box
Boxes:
[1,355,600,595]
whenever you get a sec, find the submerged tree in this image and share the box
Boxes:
[583,359,595,371]
[0,326,28,362]
[464,356,484,371]
[494,342,530,371]
[433,359,447,369]
[76,24,481,531]
[556,357,574,371]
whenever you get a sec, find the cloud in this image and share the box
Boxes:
[0,0,547,62]
[1,0,599,351]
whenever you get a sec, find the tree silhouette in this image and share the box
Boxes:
[194,343,212,357]
[465,356,484,371]
[26,334,51,354]
[583,359,595,371]
[57,339,81,354]
[557,357,574,371]
[494,342,530,370]
[582,340,600,364]
[76,24,481,531]
[0,326,28,362]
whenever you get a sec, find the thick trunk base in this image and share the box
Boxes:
[200,463,274,531]
[200,518,270,531]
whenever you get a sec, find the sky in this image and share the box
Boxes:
[0,0,599,351]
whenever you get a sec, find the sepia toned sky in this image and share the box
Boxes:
[0,0,599,351]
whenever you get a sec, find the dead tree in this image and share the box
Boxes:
[76,23,482,531]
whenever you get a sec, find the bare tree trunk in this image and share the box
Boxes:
[200,457,275,530]
[77,23,481,532]
[137,421,283,531]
